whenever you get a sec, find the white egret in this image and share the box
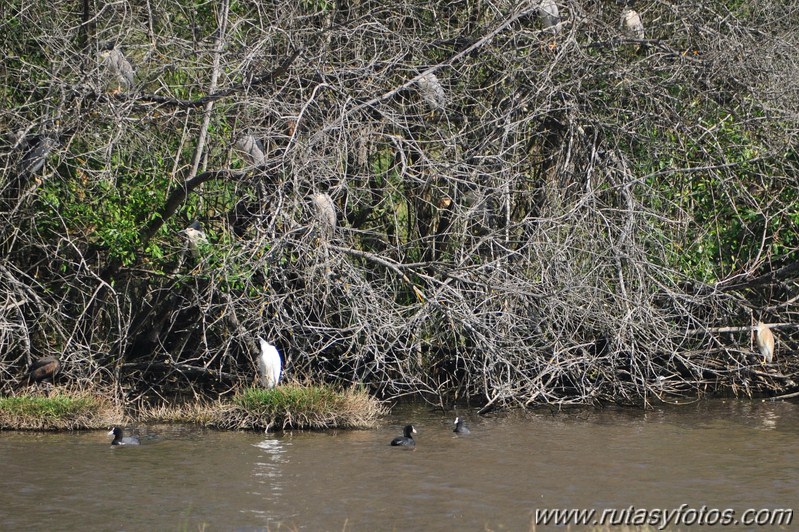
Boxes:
[755,322,775,364]
[257,337,282,388]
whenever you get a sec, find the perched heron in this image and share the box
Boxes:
[180,220,208,255]
[538,0,561,35]
[391,424,417,447]
[108,427,140,446]
[99,42,135,92]
[453,417,470,434]
[312,192,337,237]
[28,356,60,384]
[235,134,266,168]
[257,337,282,389]
[15,133,59,182]
[620,5,645,40]
[416,73,446,111]
[755,322,775,364]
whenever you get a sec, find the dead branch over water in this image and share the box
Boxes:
[2,1,799,409]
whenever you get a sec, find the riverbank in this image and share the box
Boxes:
[0,383,385,431]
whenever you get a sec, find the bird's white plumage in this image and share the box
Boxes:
[258,337,282,388]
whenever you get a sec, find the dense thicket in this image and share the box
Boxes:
[1,0,798,408]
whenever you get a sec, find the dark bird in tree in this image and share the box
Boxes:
[4,131,58,206]
[99,41,135,92]
[183,220,207,243]
[391,424,417,447]
[15,133,59,181]
[4,122,67,206]
[28,357,60,384]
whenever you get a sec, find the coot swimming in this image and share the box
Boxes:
[109,427,140,446]
[390,424,417,447]
[453,417,470,434]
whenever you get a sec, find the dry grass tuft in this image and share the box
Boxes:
[137,400,223,425]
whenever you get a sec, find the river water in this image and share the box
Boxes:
[1,399,797,530]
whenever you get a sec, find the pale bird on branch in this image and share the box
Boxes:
[538,0,562,35]
[179,220,209,259]
[236,134,266,168]
[621,6,645,40]
[755,322,775,364]
[416,73,446,111]
[312,192,337,237]
[182,220,207,246]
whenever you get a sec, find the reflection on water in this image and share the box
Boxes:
[1,400,798,530]
[253,436,288,485]
[247,437,289,523]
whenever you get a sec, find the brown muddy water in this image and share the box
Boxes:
[1,400,797,531]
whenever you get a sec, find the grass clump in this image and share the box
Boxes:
[0,392,123,430]
[215,383,386,431]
